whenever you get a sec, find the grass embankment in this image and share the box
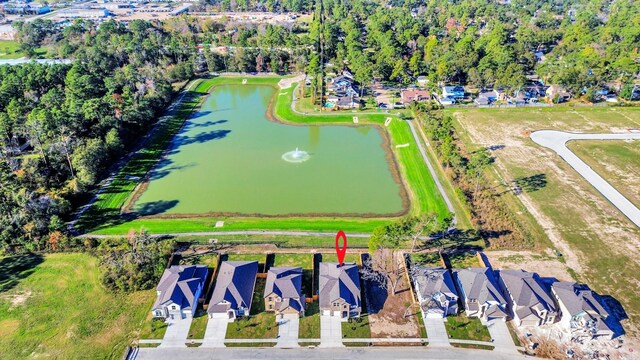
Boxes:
[0,253,154,359]
[76,79,214,233]
[85,75,456,238]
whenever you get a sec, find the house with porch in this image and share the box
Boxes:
[207,261,258,322]
[151,265,208,320]
[497,269,558,327]
[319,262,361,321]
[412,267,458,318]
[551,282,615,340]
[454,267,509,323]
[264,267,306,318]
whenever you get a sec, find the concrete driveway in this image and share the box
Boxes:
[201,314,228,348]
[276,314,300,348]
[159,315,192,348]
[320,314,344,347]
[424,317,450,347]
[486,319,517,354]
[531,130,640,227]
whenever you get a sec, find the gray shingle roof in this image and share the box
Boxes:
[413,266,458,301]
[455,267,507,305]
[499,269,558,320]
[319,262,361,309]
[552,282,609,319]
[264,267,305,312]
[208,261,258,314]
[152,265,208,311]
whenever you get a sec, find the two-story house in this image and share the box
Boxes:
[454,267,508,323]
[151,265,208,320]
[207,261,258,322]
[412,267,458,318]
[497,269,558,327]
[319,262,361,320]
[442,85,465,99]
[264,267,306,318]
[551,281,614,340]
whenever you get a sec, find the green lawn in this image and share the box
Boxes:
[321,253,362,265]
[183,234,373,248]
[298,302,320,340]
[0,253,155,359]
[188,309,209,340]
[341,314,372,343]
[83,75,457,236]
[179,253,218,268]
[0,40,47,59]
[446,252,481,269]
[225,278,278,340]
[410,252,444,267]
[226,253,266,265]
[444,314,491,341]
[273,253,313,268]
[139,313,168,340]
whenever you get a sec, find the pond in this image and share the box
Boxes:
[131,85,407,216]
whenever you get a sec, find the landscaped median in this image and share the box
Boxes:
[79,75,456,237]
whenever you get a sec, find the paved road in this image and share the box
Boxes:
[133,346,526,360]
[159,316,193,348]
[319,315,344,347]
[425,317,451,347]
[486,319,517,354]
[530,130,640,228]
[201,314,228,348]
[276,314,300,348]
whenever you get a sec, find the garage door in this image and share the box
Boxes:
[322,310,331,316]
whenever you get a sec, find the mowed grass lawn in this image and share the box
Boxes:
[225,278,277,340]
[85,75,453,236]
[0,40,47,59]
[568,139,640,208]
[0,253,154,359]
[444,314,491,342]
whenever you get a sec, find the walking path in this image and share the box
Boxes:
[404,119,457,222]
[424,317,451,347]
[530,130,640,228]
[276,314,300,348]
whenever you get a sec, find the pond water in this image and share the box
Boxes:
[132,85,406,216]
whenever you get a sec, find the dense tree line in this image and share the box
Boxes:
[0,19,198,252]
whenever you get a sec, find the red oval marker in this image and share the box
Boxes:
[335,230,348,266]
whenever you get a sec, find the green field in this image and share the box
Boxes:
[568,139,640,208]
[82,75,455,236]
[0,253,154,359]
[0,40,47,59]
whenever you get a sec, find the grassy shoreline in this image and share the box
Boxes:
[83,75,455,236]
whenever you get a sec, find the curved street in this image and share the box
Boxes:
[530,130,640,228]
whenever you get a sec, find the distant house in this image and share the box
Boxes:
[207,261,258,321]
[401,89,430,105]
[151,265,208,320]
[264,267,306,318]
[497,270,559,327]
[417,76,429,87]
[440,96,456,106]
[474,90,499,105]
[551,282,615,340]
[412,267,458,318]
[334,95,360,110]
[442,85,465,99]
[546,85,571,103]
[454,268,509,322]
[319,262,361,320]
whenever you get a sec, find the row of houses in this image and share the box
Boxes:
[412,266,617,340]
[151,261,362,323]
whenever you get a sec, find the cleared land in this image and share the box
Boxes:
[451,106,640,340]
[83,75,455,236]
[0,253,154,359]
[568,140,640,208]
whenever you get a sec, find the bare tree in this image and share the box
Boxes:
[361,248,406,296]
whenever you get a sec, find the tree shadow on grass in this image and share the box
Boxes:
[0,253,44,293]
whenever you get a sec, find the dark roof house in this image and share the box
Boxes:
[551,282,615,339]
[152,265,208,319]
[319,262,361,319]
[208,261,258,320]
[498,269,558,327]
[454,267,509,322]
[264,267,306,316]
[412,267,458,318]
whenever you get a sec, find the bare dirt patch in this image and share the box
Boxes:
[368,273,420,339]
[0,290,32,309]
[486,250,573,281]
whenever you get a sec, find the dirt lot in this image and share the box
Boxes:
[486,250,573,281]
[450,106,640,343]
